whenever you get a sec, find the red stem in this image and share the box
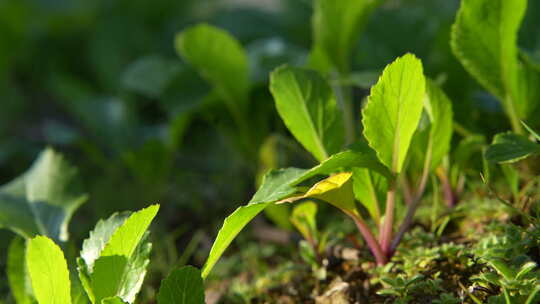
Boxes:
[379,183,396,256]
[389,146,432,255]
[436,168,457,208]
[348,211,387,265]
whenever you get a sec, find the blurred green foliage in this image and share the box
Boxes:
[1,0,540,301]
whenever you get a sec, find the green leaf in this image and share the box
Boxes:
[201,146,390,279]
[296,172,356,213]
[424,80,454,169]
[270,65,344,162]
[175,24,249,118]
[157,266,205,304]
[290,201,318,243]
[296,143,393,183]
[362,54,426,173]
[250,168,307,204]
[26,236,71,304]
[8,236,35,304]
[312,0,380,73]
[201,202,270,279]
[352,168,386,224]
[485,133,540,163]
[0,148,87,241]
[91,238,152,304]
[451,0,535,121]
[201,166,308,279]
[84,205,159,304]
[98,205,158,265]
[71,277,89,304]
[80,212,130,272]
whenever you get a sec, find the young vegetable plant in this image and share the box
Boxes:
[451,0,540,133]
[199,53,454,281]
[175,23,262,161]
[19,205,160,304]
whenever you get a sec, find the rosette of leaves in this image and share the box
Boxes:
[3,148,87,304]
[77,205,159,304]
[16,205,159,304]
[197,52,454,282]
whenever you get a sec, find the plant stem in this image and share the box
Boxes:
[399,174,414,205]
[389,145,432,255]
[436,167,457,208]
[379,180,396,256]
[505,94,523,134]
[347,211,387,265]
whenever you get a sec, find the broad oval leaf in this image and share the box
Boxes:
[0,148,87,241]
[409,80,454,171]
[424,80,453,169]
[362,54,426,173]
[280,173,356,216]
[157,266,205,304]
[312,0,380,73]
[175,24,249,118]
[300,172,355,213]
[485,133,540,163]
[270,65,344,162]
[451,0,536,120]
[26,236,71,304]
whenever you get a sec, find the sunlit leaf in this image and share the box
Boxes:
[362,54,426,173]
[26,236,71,304]
[451,0,538,121]
[270,66,344,161]
[78,205,159,304]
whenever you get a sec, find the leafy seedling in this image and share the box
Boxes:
[77,205,159,304]
[200,53,454,280]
